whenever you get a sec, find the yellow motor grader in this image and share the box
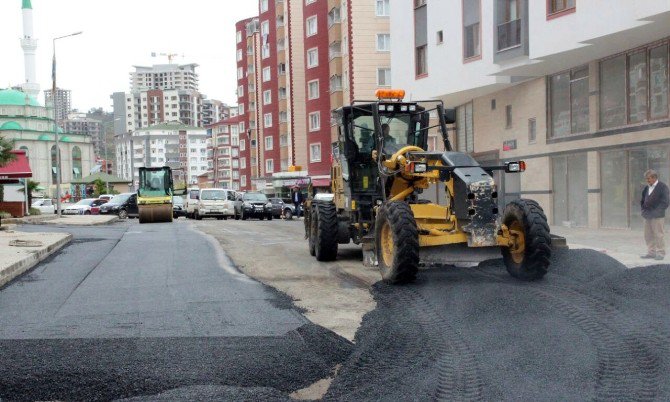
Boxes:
[304,89,551,284]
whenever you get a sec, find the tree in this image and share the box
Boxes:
[0,136,16,202]
[92,178,107,196]
[17,180,41,207]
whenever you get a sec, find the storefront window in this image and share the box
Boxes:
[600,150,628,228]
[600,55,626,129]
[552,153,588,226]
[628,51,648,124]
[549,66,589,137]
[649,44,669,120]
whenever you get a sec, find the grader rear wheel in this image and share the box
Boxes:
[375,201,419,284]
[138,204,173,224]
[501,199,551,280]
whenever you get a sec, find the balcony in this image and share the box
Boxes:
[329,42,342,61]
[497,18,521,51]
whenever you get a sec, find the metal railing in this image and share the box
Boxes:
[497,18,521,51]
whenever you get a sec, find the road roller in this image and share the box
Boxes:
[137,166,180,224]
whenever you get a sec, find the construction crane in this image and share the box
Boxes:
[150,52,184,64]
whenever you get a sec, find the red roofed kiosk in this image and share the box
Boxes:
[0,150,33,217]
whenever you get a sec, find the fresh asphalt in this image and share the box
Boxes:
[0,220,351,400]
[3,219,670,401]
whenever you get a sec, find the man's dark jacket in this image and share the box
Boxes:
[641,181,670,219]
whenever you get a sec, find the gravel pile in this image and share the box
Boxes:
[326,249,670,401]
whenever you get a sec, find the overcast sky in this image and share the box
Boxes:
[0,0,258,112]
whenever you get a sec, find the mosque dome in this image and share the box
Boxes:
[0,89,40,107]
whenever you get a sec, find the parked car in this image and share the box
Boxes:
[192,188,236,220]
[268,198,286,218]
[234,192,273,220]
[62,198,99,215]
[185,188,200,219]
[99,194,115,202]
[31,198,56,214]
[172,196,186,218]
[89,199,108,215]
[98,192,138,219]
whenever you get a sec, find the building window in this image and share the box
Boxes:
[549,0,575,15]
[262,67,271,82]
[309,112,320,131]
[308,80,320,100]
[528,118,536,143]
[414,0,427,75]
[416,46,427,76]
[310,143,322,162]
[262,43,271,59]
[239,104,245,115]
[264,113,273,128]
[241,157,246,168]
[237,49,243,61]
[377,34,391,51]
[237,67,244,79]
[260,0,268,12]
[265,136,273,150]
[456,102,474,153]
[261,20,270,36]
[241,175,247,187]
[549,65,589,137]
[280,134,288,146]
[463,0,481,59]
[330,75,343,91]
[237,85,244,97]
[376,0,390,16]
[378,68,391,86]
[306,16,318,36]
[307,48,319,68]
[266,159,274,173]
[236,30,242,43]
[505,105,513,128]
[263,90,272,105]
[279,87,287,99]
[72,146,82,179]
[436,30,444,45]
[278,63,287,75]
[498,0,521,51]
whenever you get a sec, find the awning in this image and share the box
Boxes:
[0,150,32,180]
[312,178,331,187]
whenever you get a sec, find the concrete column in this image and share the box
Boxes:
[587,151,601,228]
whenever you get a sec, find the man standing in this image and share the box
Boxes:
[292,186,303,218]
[640,170,669,260]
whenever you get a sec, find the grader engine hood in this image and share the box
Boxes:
[443,153,500,247]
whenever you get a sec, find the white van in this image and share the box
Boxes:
[185,188,200,218]
[193,188,236,220]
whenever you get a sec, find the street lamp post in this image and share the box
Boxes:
[52,31,82,217]
[103,118,122,193]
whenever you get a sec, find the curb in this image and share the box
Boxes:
[0,233,73,288]
[27,216,120,226]
[1,215,58,225]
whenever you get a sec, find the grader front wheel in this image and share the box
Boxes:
[501,199,551,280]
[314,202,338,261]
[375,201,419,284]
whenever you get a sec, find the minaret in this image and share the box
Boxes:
[20,0,40,97]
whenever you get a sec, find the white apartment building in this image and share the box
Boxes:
[115,122,209,188]
[392,0,670,230]
[130,64,199,92]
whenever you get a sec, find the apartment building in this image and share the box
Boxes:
[43,88,71,122]
[61,112,103,156]
[112,89,204,133]
[202,99,230,126]
[233,0,391,192]
[392,0,670,229]
[115,122,208,187]
[206,114,243,190]
[130,64,199,92]
[236,17,257,191]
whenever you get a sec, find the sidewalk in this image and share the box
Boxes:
[550,225,666,268]
[0,229,72,287]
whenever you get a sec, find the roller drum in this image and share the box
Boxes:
[138,204,174,224]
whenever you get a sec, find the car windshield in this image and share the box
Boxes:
[200,190,228,200]
[244,193,268,202]
[108,194,131,204]
[173,196,184,204]
[75,199,95,206]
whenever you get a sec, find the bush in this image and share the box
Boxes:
[0,211,11,219]
[28,207,41,216]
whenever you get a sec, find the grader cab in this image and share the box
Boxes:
[304,89,551,284]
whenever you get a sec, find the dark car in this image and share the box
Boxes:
[98,192,138,219]
[234,192,273,220]
[172,196,186,218]
[268,198,286,218]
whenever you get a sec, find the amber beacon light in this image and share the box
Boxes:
[375,89,406,100]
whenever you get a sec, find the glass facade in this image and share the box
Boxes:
[552,153,588,226]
